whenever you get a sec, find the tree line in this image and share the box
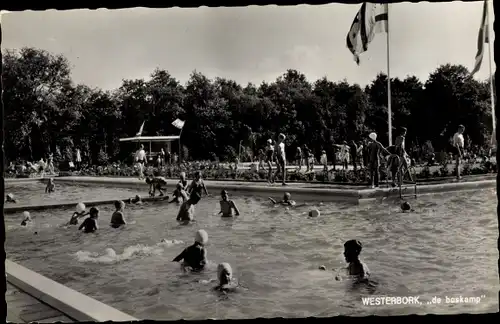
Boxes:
[2,47,495,164]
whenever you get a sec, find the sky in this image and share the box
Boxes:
[1,2,496,90]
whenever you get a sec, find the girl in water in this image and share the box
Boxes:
[187,171,209,203]
[218,190,240,217]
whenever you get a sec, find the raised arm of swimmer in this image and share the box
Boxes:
[173,249,186,262]
[231,201,240,216]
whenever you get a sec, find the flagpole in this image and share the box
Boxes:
[386,4,393,146]
[486,0,496,138]
[178,127,183,165]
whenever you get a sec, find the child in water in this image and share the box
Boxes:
[269,192,296,206]
[169,183,189,204]
[218,190,240,217]
[343,239,370,281]
[146,174,167,197]
[5,193,17,204]
[110,200,127,228]
[176,192,201,224]
[173,229,208,272]
[79,207,99,233]
[214,263,238,292]
[68,209,89,225]
[21,212,32,226]
[187,171,209,203]
[45,178,55,193]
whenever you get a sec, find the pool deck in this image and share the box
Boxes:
[7,282,75,323]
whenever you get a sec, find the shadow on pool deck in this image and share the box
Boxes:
[7,282,75,323]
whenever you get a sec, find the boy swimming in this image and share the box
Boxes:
[187,171,209,203]
[146,174,167,197]
[219,190,240,217]
[78,207,99,233]
[128,195,143,205]
[176,192,201,224]
[110,200,127,228]
[21,212,32,226]
[6,193,17,204]
[343,239,370,281]
[269,192,296,206]
[172,229,208,272]
[45,178,55,193]
[214,263,239,293]
[169,183,189,204]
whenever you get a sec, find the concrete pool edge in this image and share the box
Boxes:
[5,259,138,322]
[46,176,497,203]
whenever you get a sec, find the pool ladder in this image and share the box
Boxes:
[399,166,418,200]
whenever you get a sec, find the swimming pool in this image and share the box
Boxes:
[5,181,139,205]
[5,188,499,319]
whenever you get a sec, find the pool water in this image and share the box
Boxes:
[5,181,139,205]
[5,188,499,319]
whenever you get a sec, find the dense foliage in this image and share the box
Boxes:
[3,47,495,164]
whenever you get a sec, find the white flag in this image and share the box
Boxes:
[471,0,489,76]
[172,118,185,130]
[346,3,388,65]
[136,121,145,136]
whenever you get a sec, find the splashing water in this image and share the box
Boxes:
[75,239,184,264]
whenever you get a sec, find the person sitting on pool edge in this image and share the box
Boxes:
[45,178,55,193]
[269,192,296,206]
[219,190,240,217]
[169,183,189,204]
[343,239,370,281]
[5,193,17,204]
[110,200,128,228]
[79,207,99,233]
[173,229,208,272]
[214,262,239,293]
[146,173,168,197]
[179,172,189,191]
[176,192,201,224]
[187,171,209,204]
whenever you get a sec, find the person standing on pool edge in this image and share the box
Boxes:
[452,124,465,180]
[367,132,390,189]
[274,133,287,186]
[173,229,208,272]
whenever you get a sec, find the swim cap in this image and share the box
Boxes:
[368,133,377,141]
[309,209,321,217]
[7,193,14,200]
[284,192,291,200]
[279,133,286,140]
[23,211,30,219]
[322,150,326,154]
[217,263,233,283]
[267,139,272,144]
[76,202,86,213]
[344,240,362,252]
[195,229,208,245]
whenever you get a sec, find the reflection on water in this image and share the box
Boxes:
[5,187,499,319]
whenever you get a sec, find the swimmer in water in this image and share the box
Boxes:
[5,193,17,204]
[146,174,167,197]
[21,212,32,226]
[78,207,99,233]
[218,190,240,217]
[176,192,201,224]
[45,178,55,193]
[187,171,209,204]
[128,195,143,205]
[343,239,370,281]
[269,192,296,206]
[214,263,238,292]
[67,210,89,226]
[110,200,127,228]
[169,183,189,204]
[173,229,208,272]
